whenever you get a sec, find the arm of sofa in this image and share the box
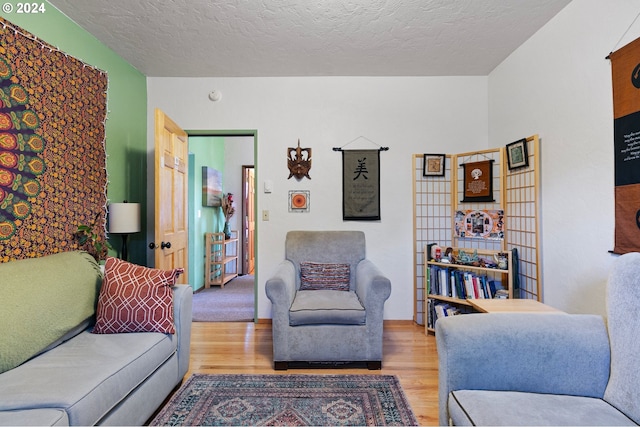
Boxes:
[172,285,193,382]
[265,260,297,314]
[436,312,610,426]
[355,259,391,361]
[265,260,296,361]
[355,259,391,313]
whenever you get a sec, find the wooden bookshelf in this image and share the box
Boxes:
[425,247,513,333]
[205,231,238,288]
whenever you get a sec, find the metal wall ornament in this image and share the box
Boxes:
[287,139,312,180]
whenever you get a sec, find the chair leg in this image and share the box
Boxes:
[274,361,289,370]
[367,361,382,370]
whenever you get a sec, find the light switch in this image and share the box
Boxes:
[264,180,273,193]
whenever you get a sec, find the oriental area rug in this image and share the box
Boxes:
[150,374,418,426]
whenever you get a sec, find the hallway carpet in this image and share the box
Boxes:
[192,275,255,322]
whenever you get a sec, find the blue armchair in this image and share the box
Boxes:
[265,231,391,370]
[436,252,640,426]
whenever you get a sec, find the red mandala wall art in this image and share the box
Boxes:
[0,18,108,262]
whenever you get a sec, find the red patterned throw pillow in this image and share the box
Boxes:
[93,257,184,334]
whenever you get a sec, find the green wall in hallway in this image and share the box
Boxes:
[189,136,225,291]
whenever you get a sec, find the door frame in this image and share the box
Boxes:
[188,129,258,322]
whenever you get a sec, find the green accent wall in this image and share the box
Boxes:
[188,136,225,291]
[1,1,148,265]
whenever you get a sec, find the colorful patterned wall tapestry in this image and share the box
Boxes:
[610,36,640,254]
[0,18,108,262]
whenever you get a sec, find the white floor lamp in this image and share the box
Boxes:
[108,202,140,261]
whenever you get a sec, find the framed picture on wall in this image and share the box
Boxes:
[506,138,529,170]
[423,154,446,177]
[202,166,223,207]
[289,190,310,212]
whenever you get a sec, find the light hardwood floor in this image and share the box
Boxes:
[187,320,440,426]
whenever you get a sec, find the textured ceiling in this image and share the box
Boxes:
[48,0,571,77]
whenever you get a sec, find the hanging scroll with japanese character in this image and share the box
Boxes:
[342,149,380,220]
[610,36,640,253]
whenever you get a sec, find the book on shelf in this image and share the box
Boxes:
[427,299,469,329]
[494,289,509,299]
[488,279,497,298]
[434,302,460,319]
[434,303,447,319]
[439,268,448,297]
[428,265,497,299]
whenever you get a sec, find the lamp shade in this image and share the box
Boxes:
[108,203,141,234]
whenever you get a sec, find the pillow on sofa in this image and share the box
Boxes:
[300,262,350,291]
[93,257,183,334]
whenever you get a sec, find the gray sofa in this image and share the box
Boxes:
[265,230,391,369]
[0,251,193,426]
[436,252,640,426]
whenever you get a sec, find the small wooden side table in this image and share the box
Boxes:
[468,299,562,313]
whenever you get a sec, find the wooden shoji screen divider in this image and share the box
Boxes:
[412,154,453,325]
[504,135,542,300]
[412,135,541,325]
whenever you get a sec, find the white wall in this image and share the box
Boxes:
[147,76,488,319]
[489,0,640,315]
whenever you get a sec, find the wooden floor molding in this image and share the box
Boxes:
[188,321,439,426]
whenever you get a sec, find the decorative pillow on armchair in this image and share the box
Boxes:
[93,257,184,334]
[300,262,350,291]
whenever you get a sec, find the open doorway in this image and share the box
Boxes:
[187,132,257,322]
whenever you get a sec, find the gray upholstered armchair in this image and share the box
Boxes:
[265,230,391,370]
[436,252,640,426]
